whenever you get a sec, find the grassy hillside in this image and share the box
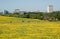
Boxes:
[0,16,42,23]
[0,16,60,39]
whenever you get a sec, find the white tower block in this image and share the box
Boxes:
[47,5,53,12]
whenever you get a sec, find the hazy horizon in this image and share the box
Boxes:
[0,0,60,12]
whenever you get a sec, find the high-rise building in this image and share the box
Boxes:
[47,5,53,12]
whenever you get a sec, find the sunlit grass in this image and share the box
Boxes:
[0,16,60,39]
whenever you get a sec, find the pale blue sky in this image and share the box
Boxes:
[0,0,60,12]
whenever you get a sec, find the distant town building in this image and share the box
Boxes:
[34,10,40,13]
[47,5,53,12]
[0,12,3,15]
[14,9,24,14]
[20,11,25,14]
[4,10,9,14]
[14,9,20,13]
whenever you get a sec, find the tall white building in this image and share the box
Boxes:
[47,5,53,12]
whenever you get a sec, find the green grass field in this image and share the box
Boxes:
[0,16,60,39]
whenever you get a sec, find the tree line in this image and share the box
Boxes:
[1,11,60,21]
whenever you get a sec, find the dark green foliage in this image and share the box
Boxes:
[1,11,60,21]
